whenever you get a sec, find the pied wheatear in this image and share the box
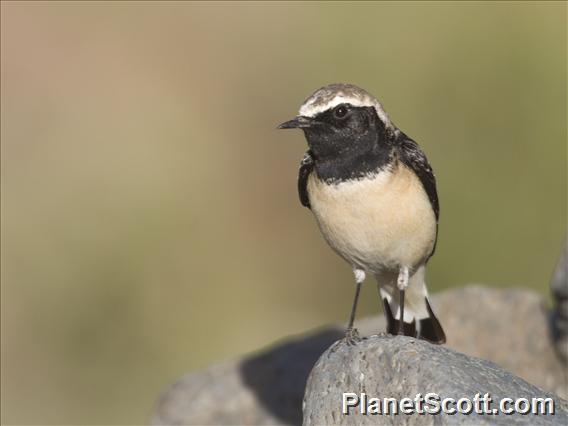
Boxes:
[278,83,445,344]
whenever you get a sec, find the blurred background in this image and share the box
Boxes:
[1,1,566,424]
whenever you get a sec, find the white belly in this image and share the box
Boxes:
[307,164,436,272]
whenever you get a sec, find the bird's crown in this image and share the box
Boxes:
[298,83,393,131]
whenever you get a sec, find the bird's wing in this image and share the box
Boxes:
[298,150,315,209]
[397,134,439,257]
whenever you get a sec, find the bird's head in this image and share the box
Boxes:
[278,83,396,162]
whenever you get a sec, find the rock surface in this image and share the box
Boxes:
[152,330,343,425]
[551,242,568,362]
[152,286,568,425]
[303,335,568,425]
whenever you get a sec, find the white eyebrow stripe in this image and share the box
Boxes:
[298,94,393,130]
[299,95,370,116]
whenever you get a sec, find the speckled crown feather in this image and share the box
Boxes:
[298,83,394,131]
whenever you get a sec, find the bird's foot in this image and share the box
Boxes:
[397,320,406,336]
[343,327,361,346]
[329,328,362,353]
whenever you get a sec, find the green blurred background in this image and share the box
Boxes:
[1,1,566,424]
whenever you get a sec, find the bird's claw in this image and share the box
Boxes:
[343,327,361,346]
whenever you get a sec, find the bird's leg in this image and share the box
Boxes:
[344,268,365,345]
[397,266,409,335]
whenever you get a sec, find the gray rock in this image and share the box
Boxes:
[357,286,568,399]
[152,286,567,425]
[303,335,568,425]
[152,329,343,425]
[551,241,568,362]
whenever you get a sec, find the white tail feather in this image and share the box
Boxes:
[377,265,430,323]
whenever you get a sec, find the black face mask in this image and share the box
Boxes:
[303,105,393,183]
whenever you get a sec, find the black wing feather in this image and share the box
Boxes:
[298,150,314,209]
[397,133,440,257]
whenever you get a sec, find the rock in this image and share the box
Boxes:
[152,329,343,425]
[152,286,567,425]
[303,335,568,425]
[357,286,568,399]
[551,241,568,362]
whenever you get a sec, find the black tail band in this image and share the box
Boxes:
[418,297,446,344]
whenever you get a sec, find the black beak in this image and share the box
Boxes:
[277,116,314,129]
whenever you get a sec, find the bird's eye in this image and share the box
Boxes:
[334,105,348,119]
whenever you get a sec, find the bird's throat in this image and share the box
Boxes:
[313,146,394,184]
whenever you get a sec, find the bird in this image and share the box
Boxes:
[278,83,446,344]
